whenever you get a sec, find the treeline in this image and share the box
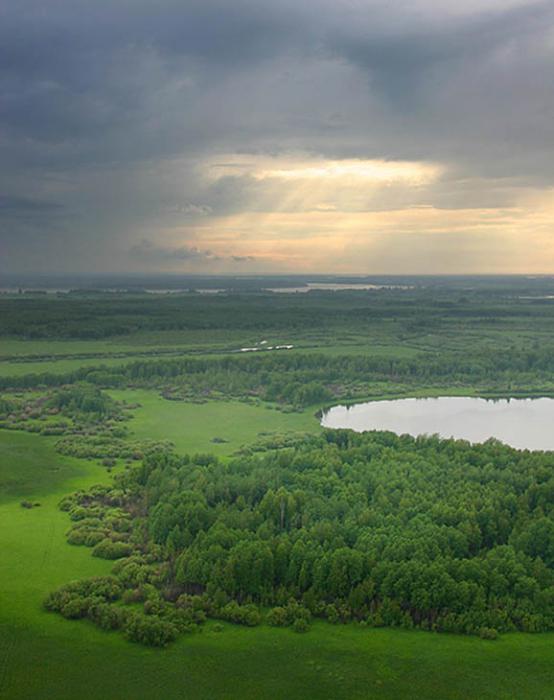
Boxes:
[6,347,554,406]
[47,430,554,644]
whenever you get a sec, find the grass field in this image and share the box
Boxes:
[0,430,103,504]
[0,330,252,379]
[109,389,320,456]
[0,333,423,383]
[0,329,257,358]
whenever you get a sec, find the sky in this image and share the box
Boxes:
[2,0,554,276]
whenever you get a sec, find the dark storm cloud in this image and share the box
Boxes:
[2,0,552,166]
[0,0,303,151]
[1,0,554,273]
[328,1,553,106]
[0,196,63,214]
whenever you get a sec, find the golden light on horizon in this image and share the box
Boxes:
[141,155,554,275]
[158,185,554,275]
[206,154,442,186]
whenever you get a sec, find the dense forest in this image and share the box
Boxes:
[46,430,554,645]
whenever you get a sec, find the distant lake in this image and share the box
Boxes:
[320,396,554,451]
[265,283,412,293]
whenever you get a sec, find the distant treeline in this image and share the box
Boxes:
[5,348,554,406]
[2,289,554,339]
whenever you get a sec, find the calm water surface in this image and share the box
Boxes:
[321,396,554,450]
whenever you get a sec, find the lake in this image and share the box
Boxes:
[265,283,413,293]
[320,396,554,450]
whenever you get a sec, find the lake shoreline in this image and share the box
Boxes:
[320,395,554,451]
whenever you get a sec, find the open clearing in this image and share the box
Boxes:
[109,389,320,456]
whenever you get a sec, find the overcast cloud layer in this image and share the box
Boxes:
[2,0,554,274]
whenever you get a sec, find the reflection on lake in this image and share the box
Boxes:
[320,396,554,451]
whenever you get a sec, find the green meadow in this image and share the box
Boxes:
[0,334,423,382]
[0,328,257,358]
[109,389,319,455]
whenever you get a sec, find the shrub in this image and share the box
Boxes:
[59,495,78,512]
[44,576,122,616]
[325,604,340,624]
[175,594,212,614]
[123,613,179,647]
[218,602,261,627]
[92,539,133,560]
[60,596,92,619]
[68,506,89,521]
[20,500,35,509]
[87,576,123,600]
[266,606,289,626]
[292,617,310,633]
[67,527,106,547]
[122,588,144,604]
[144,598,166,616]
[287,602,311,624]
[266,602,311,627]
[479,627,499,640]
[88,602,127,630]
[167,607,203,632]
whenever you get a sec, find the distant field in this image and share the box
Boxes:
[0,342,421,379]
[0,329,256,358]
[0,327,426,387]
[0,356,137,378]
